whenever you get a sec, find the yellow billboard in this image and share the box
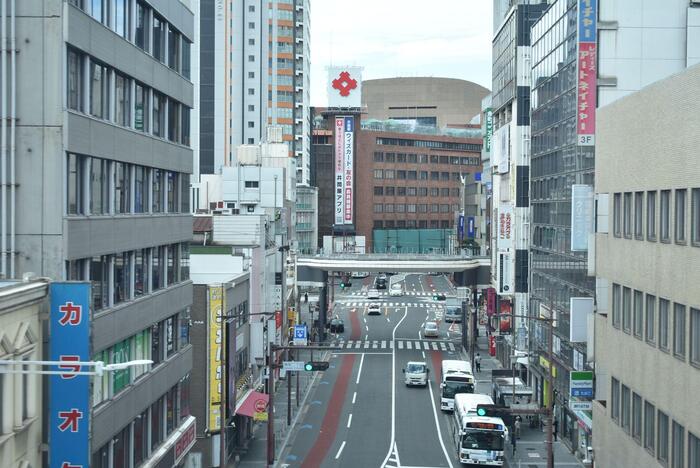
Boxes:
[208,286,224,431]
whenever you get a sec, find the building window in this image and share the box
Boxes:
[373,204,383,213]
[168,25,180,71]
[634,192,643,239]
[166,172,178,212]
[675,189,687,243]
[632,392,642,443]
[659,298,670,351]
[623,192,632,238]
[691,308,700,366]
[90,0,105,23]
[135,1,149,51]
[613,193,622,237]
[384,203,394,213]
[420,171,428,180]
[168,100,181,142]
[645,401,656,453]
[646,294,656,344]
[152,14,166,62]
[612,283,622,328]
[634,290,643,339]
[244,180,259,188]
[66,153,85,215]
[133,408,149,465]
[114,162,131,214]
[248,88,254,95]
[418,187,428,196]
[658,411,670,464]
[647,190,657,240]
[89,158,109,215]
[91,255,109,310]
[690,432,700,468]
[397,187,406,196]
[407,187,417,196]
[373,186,383,196]
[673,303,686,359]
[661,190,671,242]
[672,421,685,468]
[407,204,416,213]
[67,48,84,111]
[114,0,130,39]
[622,286,631,333]
[134,166,148,213]
[385,187,395,196]
[152,169,163,212]
[430,187,439,197]
[430,204,439,213]
[373,169,383,179]
[430,171,439,181]
[373,151,384,162]
[89,61,110,120]
[151,396,164,450]
[180,244,190,281]
[152,246,164,291]
[135,82,149,132]
[396,204,405,213]
[152,92,166,137]
[114,252,131,303]
[182,40,191,78]
[166,245,177,285]
[621,384,631,433]
[384,170,394,179]
[440,188,449,197]
[115,73,131,127]
[385,153,395,163]
[134,249,147,296]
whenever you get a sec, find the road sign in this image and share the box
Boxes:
[570,400,593,411]
[254,398,267,413]
[282,361,306,372]
[293,325,307,346]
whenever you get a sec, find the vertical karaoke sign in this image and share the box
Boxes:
[49,282,91,468]
[577,0,597,146]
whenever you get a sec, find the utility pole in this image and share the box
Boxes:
[546,300,555,468]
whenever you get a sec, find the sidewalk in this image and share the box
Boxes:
[467,326,585,468]
[236,294,318,468]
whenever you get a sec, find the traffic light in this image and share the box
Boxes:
[476,404,510,418]
[304,361,330,372]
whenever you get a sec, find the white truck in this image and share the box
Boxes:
[452,393,507,466]
[440,360,475,411]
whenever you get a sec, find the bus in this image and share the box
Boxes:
[452,393,506,466]
[440,360,475,411]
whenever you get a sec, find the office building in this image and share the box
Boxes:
[296,185,319,254]
[192,0,310,185]
[8,1,196,465]
[0,279,48,468]
[362,77,488,128]
[528,0,699,456]
[490,2,547,369]
[311,109,335,243]
[592,63,700,468]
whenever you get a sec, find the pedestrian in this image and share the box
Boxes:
[511,430,517,456]
[475,353,482,372]
[553,417,559,441]
[304,291,308,303]
[514,415,522,439]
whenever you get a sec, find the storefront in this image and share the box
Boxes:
[145,416,196,468]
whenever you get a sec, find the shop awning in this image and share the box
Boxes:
[236,391,269,418]
[516,356,529,366]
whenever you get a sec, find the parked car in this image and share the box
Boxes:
[424,321,439,338]
[367,288,380,299]
[368,303,382,315]
[329,318,345,333]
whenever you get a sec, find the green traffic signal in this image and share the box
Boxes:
[340,283,345,289]
[477,407,487,417]
[305,361,330,371]
[304,362,313,371]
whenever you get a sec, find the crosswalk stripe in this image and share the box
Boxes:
[381,340,386,348]
[423,341,430,350]
[440,342,446,351]
[406,341,413,350]
[398,341,404,349]
[389,341,394,349]
[431,342,438,351]
[355,341,361,349]
[448,343,455,351]
[346,341,353,348]
[364,341,369,349]
[373,341,379,349]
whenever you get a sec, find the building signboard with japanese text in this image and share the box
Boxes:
[343,116,354,224]
[334,117,345,224]
[484,108,493,152]
[577,0,597,146]
[49,282,91,468]
[571,184,593,251]
[497,203,513,251]
[208,286,224,431]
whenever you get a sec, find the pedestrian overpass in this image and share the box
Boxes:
[297,253,490,274]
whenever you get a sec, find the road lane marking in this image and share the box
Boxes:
[390,341,394,349]
[355,341,361,349]
[440,343,446,351]
[365,325,369,331]
[382,340,387,348]
[364,341,369,348]
[352,392,357,404]
[431,342,438,351]
[334,441,346,459]
[406,341,412,349]
[423,341,430,350]
[356,353,365,384]
[380,306,408,468]
[422,351,426,359]
[373,341,379,349]
[426,354,454,468]
[347,414,352,428]
[448,343,455,351]
[398,341,404,349]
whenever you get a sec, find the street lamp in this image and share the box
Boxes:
[0,359,153,376]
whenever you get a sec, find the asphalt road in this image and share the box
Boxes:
[281,273,482,468]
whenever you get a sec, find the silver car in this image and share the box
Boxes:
[424,321,439,338]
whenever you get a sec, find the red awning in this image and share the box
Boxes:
[236,391,269,418]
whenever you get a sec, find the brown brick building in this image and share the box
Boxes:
[355,127,482,249]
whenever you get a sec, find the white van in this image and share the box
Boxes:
[403,361,429,387]
[389,283,403,297]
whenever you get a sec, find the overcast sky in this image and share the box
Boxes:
[309,0,493,106]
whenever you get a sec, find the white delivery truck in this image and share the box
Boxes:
[452,393,507,466]
[440,360,475,411]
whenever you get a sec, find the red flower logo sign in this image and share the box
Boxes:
[332,71,357,97]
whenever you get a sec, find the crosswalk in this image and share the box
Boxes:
[337,301,443,308]
[329,339,456,352]
[344,291,438,297]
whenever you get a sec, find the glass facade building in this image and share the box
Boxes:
[529,0,595,450]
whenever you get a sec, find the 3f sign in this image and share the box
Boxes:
[579,134,594,146]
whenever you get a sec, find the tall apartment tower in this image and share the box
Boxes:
[6,1,196,465]
[528,0,699,458]
[490,2,547,366]
[193,0,310,186]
